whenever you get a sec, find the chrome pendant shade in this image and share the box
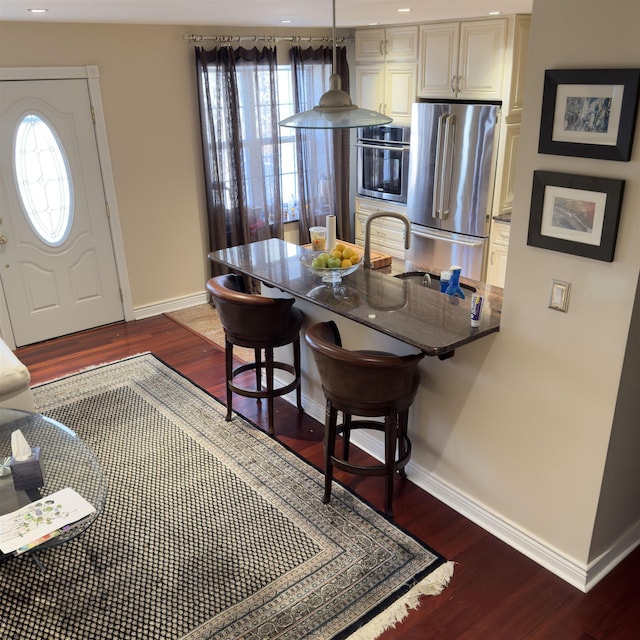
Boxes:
[279,0,392,129]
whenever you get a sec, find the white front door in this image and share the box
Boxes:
[0,77,124,346]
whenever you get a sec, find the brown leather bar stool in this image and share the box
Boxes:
[305,321,424,517]
[207,274,303,435]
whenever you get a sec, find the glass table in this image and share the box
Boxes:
[0,408,106,565]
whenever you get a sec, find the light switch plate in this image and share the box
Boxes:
[549,279,571,312]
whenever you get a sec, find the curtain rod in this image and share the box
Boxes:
[184,34,352,44]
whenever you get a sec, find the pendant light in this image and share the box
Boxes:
[279,0,392,129]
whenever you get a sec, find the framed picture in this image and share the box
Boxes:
[539,68,640,161]
[527,171,625,261]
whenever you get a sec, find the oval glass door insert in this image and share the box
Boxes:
[14,113,73,246]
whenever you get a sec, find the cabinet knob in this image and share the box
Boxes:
[0,235,7,245]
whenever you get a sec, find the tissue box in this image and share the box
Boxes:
[9,447,44,491]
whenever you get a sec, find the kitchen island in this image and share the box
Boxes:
[209,238,504,511]
[209,238,502,358]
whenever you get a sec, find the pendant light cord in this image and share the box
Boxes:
[332,0,337,74]
[278,0,392,128]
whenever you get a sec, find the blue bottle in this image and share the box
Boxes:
[445,266,465,299]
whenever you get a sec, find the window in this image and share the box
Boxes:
[207,62,332,224]
[277,68,299,220]
[14,113,73,246]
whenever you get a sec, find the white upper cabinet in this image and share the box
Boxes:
[503,15,531,117]
[355,65,385,114]
[356,26,419,62]
[418,19,507,100]
[416,23,459,96]
[356,27,387,61]
[494,122,521,217]
[384,65,417,121]
[355,64,417,124]
[355,26,419,124]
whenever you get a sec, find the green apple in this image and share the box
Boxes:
[312,254,329,268]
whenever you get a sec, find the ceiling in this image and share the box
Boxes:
[0,1,533,28]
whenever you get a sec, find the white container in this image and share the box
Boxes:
[309,227,326,251]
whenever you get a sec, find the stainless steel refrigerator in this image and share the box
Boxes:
[406,102,500,281]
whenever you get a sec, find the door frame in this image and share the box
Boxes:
[0,65,133,348]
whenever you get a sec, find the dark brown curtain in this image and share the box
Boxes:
[196,46,282,276]
[289,46,352,244]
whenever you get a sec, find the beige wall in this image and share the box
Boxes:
[1,23,209,308]
[416,0,640,576]
[501,0,640,566]
[2,0,639,587]
[0,22,333,309]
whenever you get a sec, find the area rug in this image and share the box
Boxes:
[0,354,452,639]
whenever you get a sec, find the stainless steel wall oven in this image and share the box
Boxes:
[356,124,411,204]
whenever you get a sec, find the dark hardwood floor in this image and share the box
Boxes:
[15,316,640,640]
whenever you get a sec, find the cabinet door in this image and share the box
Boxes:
[355,28,385,62]
[354,212,366,246]
[355,212,408,258]
[418,22,459,98]
[355,65,385,113]
[356,26,418,62]
[496,123,520,216]
[385,26,419,61]
[487,222,510,288]
[506,15,531,116]
[384,64,417,123]
[457,19,507,99]
[489,247,509,288]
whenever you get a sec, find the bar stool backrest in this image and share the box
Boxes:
[207,274,297,346]
[304,321,425,416]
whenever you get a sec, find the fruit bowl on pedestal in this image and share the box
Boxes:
[300,251,361,284]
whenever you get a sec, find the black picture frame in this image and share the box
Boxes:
[527,171,625,261]
[539,68,640,161]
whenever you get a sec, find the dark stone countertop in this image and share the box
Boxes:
[209,239,502,358]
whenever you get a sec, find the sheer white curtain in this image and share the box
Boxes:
[290,46,351,244]
[196,45,282,275]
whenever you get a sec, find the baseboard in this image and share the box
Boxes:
[296,390,640,592]
[584,523,640,591]
[133,292,209,320]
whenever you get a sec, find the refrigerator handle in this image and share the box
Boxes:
[354,142,411,151]
[432,114,448,220]
[410,225,485,248]
[440,114,456,219]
